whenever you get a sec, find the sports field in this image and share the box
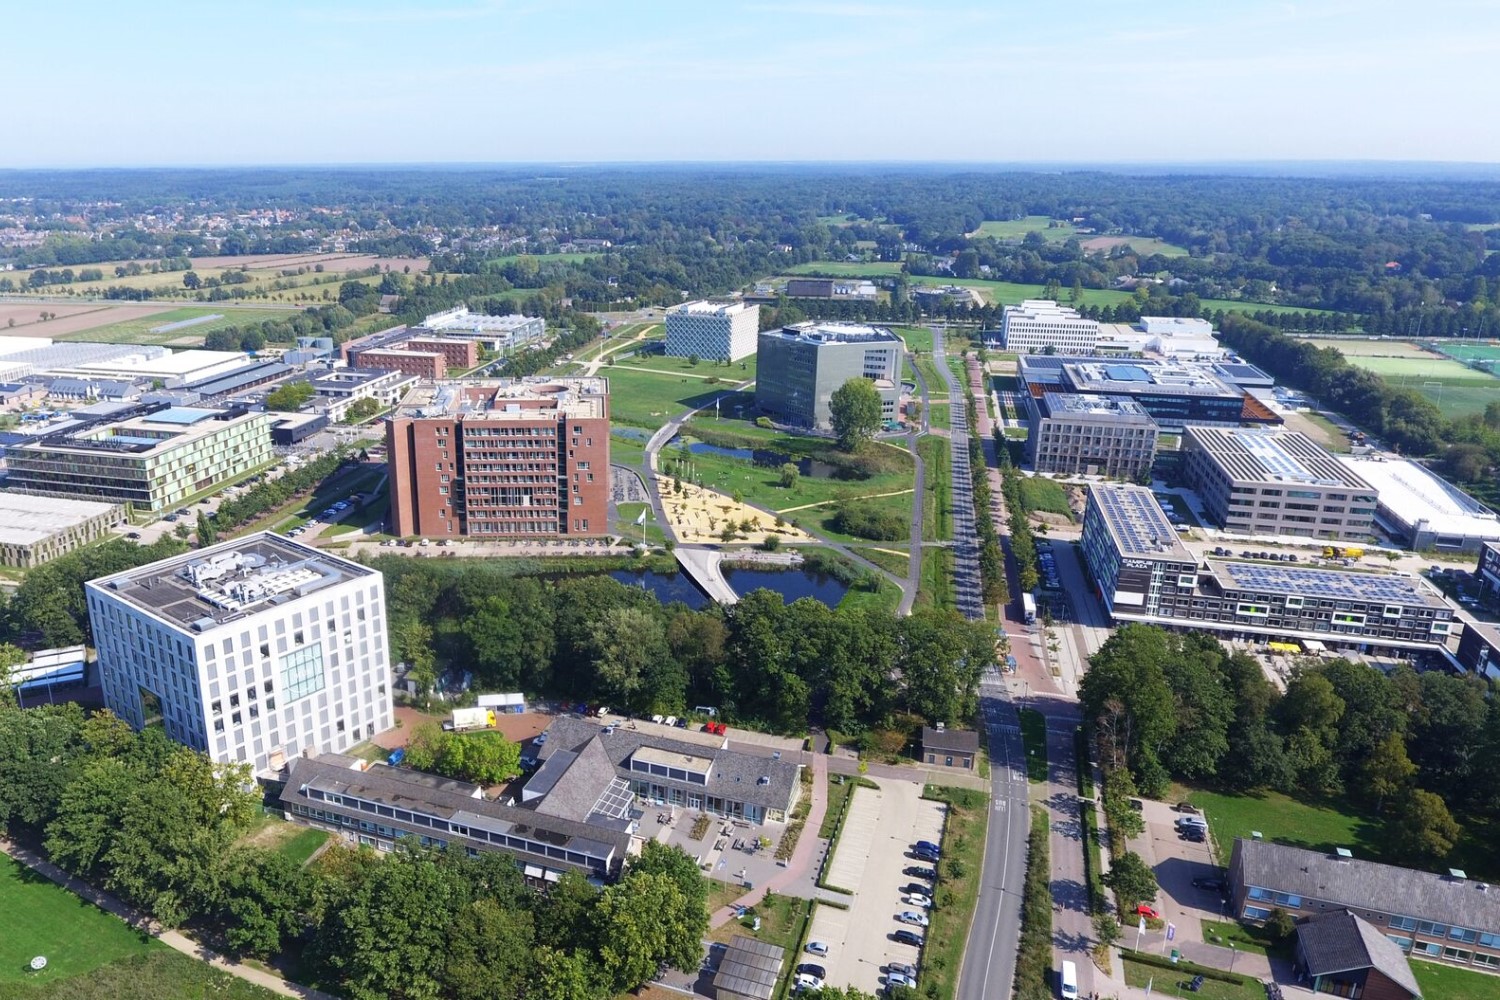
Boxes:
[1308,341,1500,418]
[1437,341,1500,363]
[972,216,1079,241]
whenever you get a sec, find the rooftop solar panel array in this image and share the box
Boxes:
[1095,486,1184,556]
[1216,561,1434,604]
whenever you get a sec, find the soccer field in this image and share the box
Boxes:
[1437,341,1500,363]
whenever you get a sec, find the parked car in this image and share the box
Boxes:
[913,847,939,862]
[1173,802,1201,814]
[1192,877,1228,893]
[794,972,824,991]
[886,962,917,978]
[125,531,141,540]
[887,972,917,989]
[892,929,924,947]
[797,963,827,980]
[904,866,938,880]
[904,893,933,909]
[805,941,829,957]
[897,911,930,927]
[1135,904,1160,919]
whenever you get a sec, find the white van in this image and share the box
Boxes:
[1059,959,1078,999]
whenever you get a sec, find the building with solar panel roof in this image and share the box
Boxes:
[1183,426,1377,542]
[1082,484,1453,655]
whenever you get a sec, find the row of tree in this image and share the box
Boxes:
[1081,624,1500,865]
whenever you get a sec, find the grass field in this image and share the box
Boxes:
[1411,958,1500,1000]
[917,547,954,610]
[0,852,156,986]
[1183,787,1380,864]
[1122,955,1264,1000]
[1300,337,1434,358]
[784,261,904,276]
[919,435,951,541]
[276,828,331,867]
[62,305,301,346]
[973,216,1080,241]
[601,357,755,429]
[0,950,283,1000]
[1019,477,1072,517]
[852,545,911,578]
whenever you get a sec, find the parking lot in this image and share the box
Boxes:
[805,778,945,994]
[1126,798,1233,949]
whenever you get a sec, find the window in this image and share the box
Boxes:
[280,643,327,703]
[1243,905,1272,921]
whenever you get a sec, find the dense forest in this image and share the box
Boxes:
[1082,625,1500,870]
[6,167,1500,328]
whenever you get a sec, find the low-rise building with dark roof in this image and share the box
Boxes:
[1296,910,1422,1000]
[1231,838,1500,974]
[714,935,785,1000]
[280,753,632,883]
[533,715,801,825]
[921,726,979,770]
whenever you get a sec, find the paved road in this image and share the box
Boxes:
[1034,697,1094,998]
[957,668,1030,1000]
[931,327,984,620]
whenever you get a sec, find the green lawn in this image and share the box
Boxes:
[1019,477,1072,517]
[600,364,752,429]
[0,851,157,985]
[784,260,904,276]
[895,325,934,354]
[973,216,1079,241]
[852,545,911,578]
[1410,958,1500,1000]
[610,431,648,468]
[58,305,300,346]
[1183,787,1380,865]
[1122,956,1264,1000]
[919,786,990,1000]
[919,436,951,541]
[917,547,954,610]
[276,828,330,867]
[1018,709,1048,782]
[4,949,283,1000]
[1199,919,1288,959]
[1299,411,1352,452]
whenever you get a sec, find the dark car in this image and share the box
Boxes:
[904,866,938,880]
[1192,877,1228,892]
[912,847,939,863]
[892,929,924,947]
[1180,826,1206,842]
[797,963,827,980]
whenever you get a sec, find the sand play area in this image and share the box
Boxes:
[656,475,813,546]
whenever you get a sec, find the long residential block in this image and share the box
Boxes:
[1081,484,1452,655]
[1184,426,1377,542]
[5,403,272,513]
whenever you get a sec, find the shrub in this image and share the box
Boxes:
[831,501,906,541]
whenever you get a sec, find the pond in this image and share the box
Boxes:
[666,438,840,479]
[608,567,849,608]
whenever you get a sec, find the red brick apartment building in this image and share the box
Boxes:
[403,337,478,370]
[353,348,445,381]
[387,378,610,538]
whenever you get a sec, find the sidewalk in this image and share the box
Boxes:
[709,754,829,928]
[0,838,336,1000]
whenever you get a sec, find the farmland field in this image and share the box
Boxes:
[59,305,302,346]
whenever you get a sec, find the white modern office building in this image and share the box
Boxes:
[1000,300,1099,354]
[86,533,393,775]
[665,301,760,362]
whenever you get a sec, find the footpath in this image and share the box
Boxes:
[0,837,335,1000]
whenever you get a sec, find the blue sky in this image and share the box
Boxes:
[9,0,1500,166]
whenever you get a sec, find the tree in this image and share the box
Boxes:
[342,397,381,424]
[1102,850,1158,909]
[778,462,799,488]
[594,870,703,991]
[182,271,200,290]
[829,377,882,451]
[1264,907,1297,941]
[441,899,535,1000]
[195,511,217,547]
[1384,787,1460,864]
[265,381,314,412]
[214,848,309,958]
[1361,731,1415,812]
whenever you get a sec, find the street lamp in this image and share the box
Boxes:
[1229,941,1237,974]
